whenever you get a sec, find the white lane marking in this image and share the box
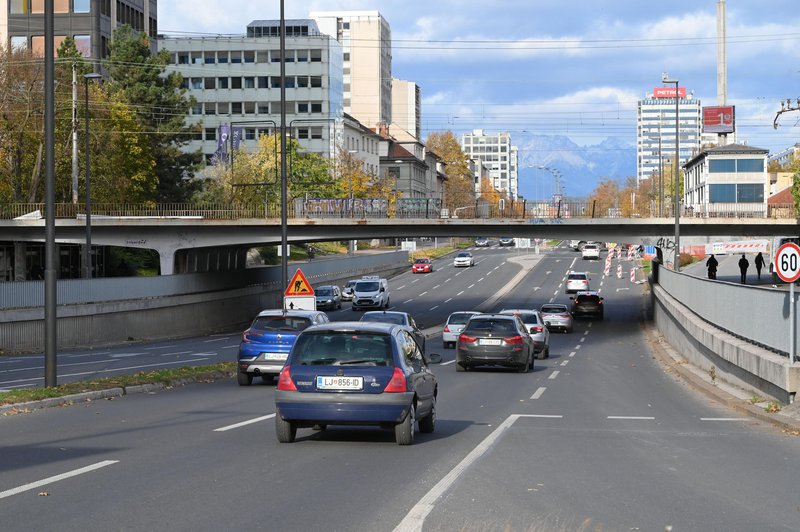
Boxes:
[553,291,558,297]
[419,291,428,297]
[478,277,485,283]
[203,337,230,343]
[558,283,563,289]
[0,460,119,500]
[569,351,576,357]
[63,352,110,358]
[430,305,439,311]
[403,299,414,304]
[580,337,586,343]
[222,344,239,349]
[485,271,492,276]
[109,353,148,358]
[160,351,193,356]
[607,416,655,420]
[588,323,593,328]
[455,271,463,276]
[583,330,589,336]
[214,414,276,432]
[433,285,441,290]
[444,298,453,303]
[440,360,455,366]
[560,360,569,366]
[143,345,178,351]
[530,387,546,400]
[444,277,452,283]
[397,285,406,290]
[456,291,464,296]
[549,297,554,303]
[700,418,747,421]
[546,271,552,275]
[412,279,420,284]
[548,370,560,380]
[616,288,629,292]
[574,345,581,350]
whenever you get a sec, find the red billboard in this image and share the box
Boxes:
[702,105,735,134]
[653,87,687,98]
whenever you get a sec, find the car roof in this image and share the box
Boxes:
[457,251,472,255]
[575,291,600,296]
[414,257,430,261]
[302,321,401,335]
[315,285,335,289]
[541,304,568,310]
[499,309,539,315]
[255,309,324,318]
[361,310,408,318]
[470,313,518,320]
[448,311,480,318]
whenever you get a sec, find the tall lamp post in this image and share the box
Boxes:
[662,73,680,271]
[83,72,102,279]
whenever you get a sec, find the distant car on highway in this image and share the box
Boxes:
[411,257,434,273]
[539,303,574,333]
[499,309,550,358]
[565,271,590,293]
[453,251,475,267]
[238,309,330,386]
[442,310,480,348]
[456,313,534,372]
[570,291,604,319]
[359,310,426,352]
[475,237,490,247]
[581,243,600,260]
[274,321,441,445]
[341,279,359,301]
[314,285,342,310]
[498,237,515,247]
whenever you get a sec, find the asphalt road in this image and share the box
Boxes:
[2,244,799,531]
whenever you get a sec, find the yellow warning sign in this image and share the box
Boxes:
[285,269,314,296]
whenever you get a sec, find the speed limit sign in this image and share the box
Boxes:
[775,242,800,283]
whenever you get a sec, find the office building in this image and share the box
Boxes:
[637,86,702,185]
[460,129,519,198]
[4,0,157,58]
[310,11,392,129]
[159,19,343,169]
[390,78,421,142]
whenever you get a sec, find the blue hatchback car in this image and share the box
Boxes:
[275,321,442,445]
[237,309,329,385]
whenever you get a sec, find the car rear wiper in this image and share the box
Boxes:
[335,359,383,366]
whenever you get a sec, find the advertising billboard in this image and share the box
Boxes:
[653,87,687,98]
[702,105,735,134]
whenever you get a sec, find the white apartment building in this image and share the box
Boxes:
[637,86,702,185]
[460,129,519,198]
[159,19,343,170]
[390,78,421,142]
[342,113,381,178]
[311,11,392,130]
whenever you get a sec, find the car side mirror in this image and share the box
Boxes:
[569,296,575,300]
[427,353,443,364]
[545,321,551,327]
[380,287,385,292]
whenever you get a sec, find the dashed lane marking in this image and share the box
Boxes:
[444,298,453,303]
[700,418,747,421]
[430,305,439,311]
[0,460,119,500]
[560,360,569,366]
[419,291,428,296]
[569,351,576,357]
[530,387,546,400]
[549,370,560,380]
[440,360,455,366]
[457,291,464,296]
[607,416,655,420]
[214,414,276,432]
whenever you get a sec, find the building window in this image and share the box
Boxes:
[310,76,322,88]
[258,76,268,89]
[737,184,764,203]
[244,77,255,89]
[709,159,736,173]
[204,103,216,115]
[245,102,255,114]
[204,77,215,90]
[218,77,229,89]
[191,78,202,89]
[297,50,308,62]
[231,77,242,89]
[74,0,90,13]
[298,103,309,113]
[218,102,229,114]
[178,53,189,65]
[311,103,322,113]
[10,36,28,50]
[258,103,269,114]
[10,0,27,14]
[205,128,217,142]
[297,128,309,140]
[310,50,322,62]
[217,52,228,64]
[246,128,256,140]
[231,102,242,114]
[736,159,763,172]
[297,76,309,88]
[709,184,736,203]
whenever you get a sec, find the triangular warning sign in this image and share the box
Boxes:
[285,269,314,296]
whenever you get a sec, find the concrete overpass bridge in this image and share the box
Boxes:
[2,213,797,275]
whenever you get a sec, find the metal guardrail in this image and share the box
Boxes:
[3,201,796,221]
[656,264,799,356]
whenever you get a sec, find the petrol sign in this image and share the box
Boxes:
[775,242,800,283]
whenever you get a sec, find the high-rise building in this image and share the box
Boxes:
[310,11,392,129]
[637,86,702,185]
[390,78,421,142]
[159,19,343,169]
[3,0,157,58]
[461,129,519,198]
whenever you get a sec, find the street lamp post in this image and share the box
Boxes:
[83,72,102,279]
[662,73,681,271]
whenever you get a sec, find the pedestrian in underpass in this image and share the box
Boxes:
[706,254,718,280]
[738,253,749,284]
[754,251,765,280]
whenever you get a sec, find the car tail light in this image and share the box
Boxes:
[505,335,524,345]
[459,334,477,343]
[531,326,543,333]
[241,330,251,343]
[277,367,297,391]
[384,367,407,393]
[560,313,571,318]
[443,325,451,333]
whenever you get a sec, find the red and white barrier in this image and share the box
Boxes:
[630,267,636,283]
[604,263,610,276]
[617,264,622,278]
[627,246,634,261]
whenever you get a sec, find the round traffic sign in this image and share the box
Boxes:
[775,242,800,283]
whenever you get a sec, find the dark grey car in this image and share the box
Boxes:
[315,285,342,310]
[455,313,534,373]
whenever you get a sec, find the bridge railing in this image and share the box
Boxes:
[1,201,796,220]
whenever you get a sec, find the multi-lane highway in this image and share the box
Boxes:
[2,243,799,531]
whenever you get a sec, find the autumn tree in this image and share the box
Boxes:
[425,131,474,210]
[334,146,372,198]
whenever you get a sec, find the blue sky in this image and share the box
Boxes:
[159,1,800,194]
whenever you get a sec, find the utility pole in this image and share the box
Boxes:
[72,61,79,204]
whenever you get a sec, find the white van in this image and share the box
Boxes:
[352,276,390,310]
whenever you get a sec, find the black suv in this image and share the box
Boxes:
[570,291,604,319]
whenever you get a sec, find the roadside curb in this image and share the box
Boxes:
[642,319,800,435]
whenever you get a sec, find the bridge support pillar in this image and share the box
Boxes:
[158,249,175,276]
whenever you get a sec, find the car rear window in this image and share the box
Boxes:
[292,332,393,366]
[568,273,587,280]
[541,305,567,313]
[316,287,333,296]
[252,316,312,331]
[361,313,405,325]
[501,312,539,325]
[448,312,475,325]
[576,295,600,304]
[356,281,379,292]
[464,318,516,334]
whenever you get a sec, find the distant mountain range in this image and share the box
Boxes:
[515,135,637,200]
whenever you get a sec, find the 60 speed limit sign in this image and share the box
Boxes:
[775,242,800,283]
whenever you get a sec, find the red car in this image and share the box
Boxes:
[411,258,434,273]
